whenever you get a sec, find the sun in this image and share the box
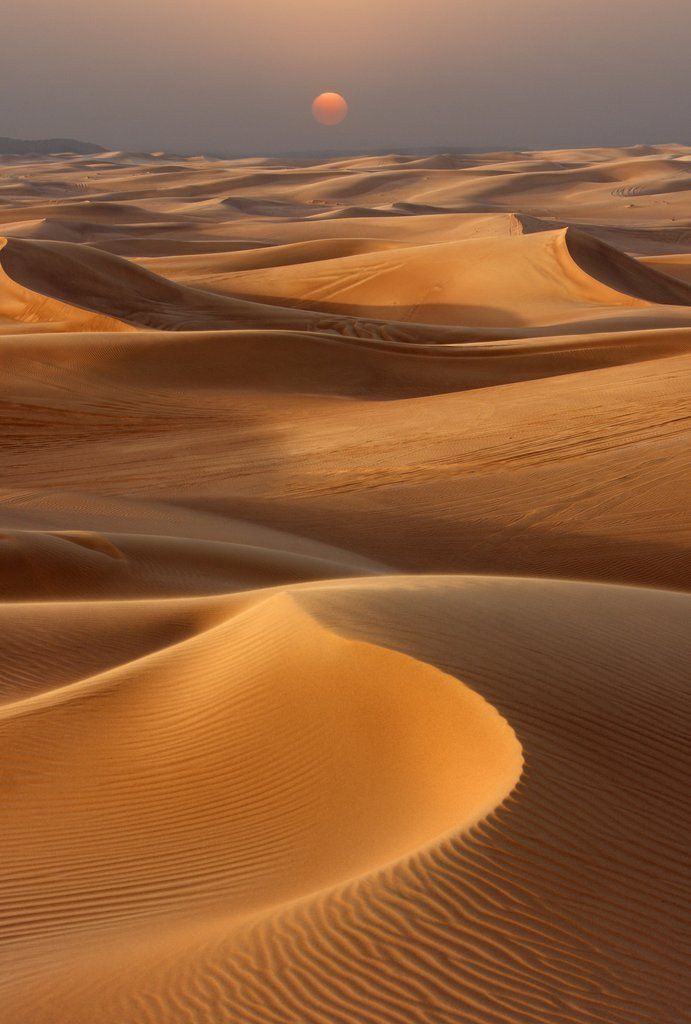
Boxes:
[312,92,348,126]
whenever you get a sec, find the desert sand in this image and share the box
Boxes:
[0,144,689,1023]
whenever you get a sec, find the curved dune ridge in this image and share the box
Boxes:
[1,145,690,1022]
[172,227,691,326]
[0,588,523,1000]
[2,226,691,338]
[0,577,688,1023]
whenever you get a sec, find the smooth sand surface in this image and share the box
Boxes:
[0,145,689,1023]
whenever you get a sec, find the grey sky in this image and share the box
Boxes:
[3,0,689,154]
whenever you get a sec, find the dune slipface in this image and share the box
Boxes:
[0,146,689,1024]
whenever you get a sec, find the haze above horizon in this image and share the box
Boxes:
[3,0,690,154]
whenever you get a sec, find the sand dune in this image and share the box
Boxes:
[0,528,390,599]
[0,235,450,338]
[179,227,691,326]
[642,252,691,283]
[1,145,689,1023]
[3,229,690,341]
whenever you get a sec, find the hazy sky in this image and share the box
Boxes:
[4,0,690,154]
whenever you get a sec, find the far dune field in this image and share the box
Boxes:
[0,144,690,1024]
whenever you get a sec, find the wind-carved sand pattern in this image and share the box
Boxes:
[0,145,690,1023]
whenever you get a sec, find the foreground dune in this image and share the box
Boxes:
[0,145,689,1023]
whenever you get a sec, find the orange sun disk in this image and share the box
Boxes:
[312,92,348,126]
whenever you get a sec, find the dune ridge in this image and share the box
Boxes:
[3,227,691,337]
[0,145,689,1023]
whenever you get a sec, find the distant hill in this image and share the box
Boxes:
[0,137,106,155]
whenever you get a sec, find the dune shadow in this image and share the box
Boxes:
[215,292,528,328]
[179,497,691,593]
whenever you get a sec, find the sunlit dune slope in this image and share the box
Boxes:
[185,227,691,326]
[642,252,691,284]
[0,588,522,990]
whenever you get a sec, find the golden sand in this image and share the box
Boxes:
[0,145,689,1022]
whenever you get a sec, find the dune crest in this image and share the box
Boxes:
[187,225,691,328]
[0,589,523,1011]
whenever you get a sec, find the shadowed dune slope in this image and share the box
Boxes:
[0,235,270,332]
[0,528,388,599]
[1,145,690,1023]
[2,320,690,403]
